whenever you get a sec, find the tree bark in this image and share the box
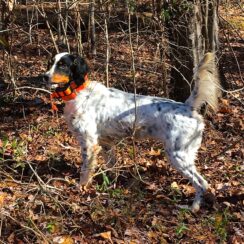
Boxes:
[0,0,15,48]
[191,0,219,65]
[168,0,219,102]
[89,1,96,56]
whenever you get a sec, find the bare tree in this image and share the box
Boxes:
[89,0,96,56]
[0,0,15,48]
[166,0,219,101]
[191,0,219,65]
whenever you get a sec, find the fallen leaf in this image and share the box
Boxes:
[34,155,47,161]
[171,181,179,190]
[0,193,7,208]
[7,233,15,244]
[181,184,195,195]
[218,106,232,114]
[53,236,74,244]
[149,148,161,156]
[64,176,76,185]
[220,98,229,106]
[99,231,112,240]
[147,231,157,238]
[145,183,157,191]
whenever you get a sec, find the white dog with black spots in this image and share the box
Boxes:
[45,52,220,212]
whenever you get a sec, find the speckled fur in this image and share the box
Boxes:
[46,52,220,212]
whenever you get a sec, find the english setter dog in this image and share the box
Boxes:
[45,52,220,212]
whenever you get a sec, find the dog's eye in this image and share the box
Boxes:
[58,61,67,68]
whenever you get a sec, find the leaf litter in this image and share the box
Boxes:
[0,5,243,244]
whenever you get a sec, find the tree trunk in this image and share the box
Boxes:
[89,1,96,56]
[191,0,219,65]
[167,2,193,102]
[0,0,15,50]
[168,0,219,102]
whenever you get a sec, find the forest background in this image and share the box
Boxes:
[0,0,243,243]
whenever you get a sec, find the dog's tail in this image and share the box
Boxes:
[185,52,221,111]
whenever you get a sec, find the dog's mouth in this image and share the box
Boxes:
[49,74,70,89]
[51,74,69,83]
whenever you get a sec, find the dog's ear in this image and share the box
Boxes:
[70,55,89,82]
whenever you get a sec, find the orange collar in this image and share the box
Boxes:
[50,75,90,110]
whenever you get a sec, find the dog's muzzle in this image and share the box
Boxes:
[43,73,58,89]
[43,74,49,83]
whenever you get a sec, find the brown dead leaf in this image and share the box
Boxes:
[181,184,195,195]
[0,192,7,208]
[7,233,15,244]
[220,98,229,106]
[147,231,158,239]
[195,235,208,241]
[218,106,232,114]
[34,155,47,161]
[125,228,138,237]
[99,231,112,241]
[229,235,243,244]
[149,147,161,156]
[19,133,32,142]
[28,209,39,220]
[64,176,76,185]
[53,236,74,244]
[145,182,157,191]
[0,181,18,188]
[232,181,240,186]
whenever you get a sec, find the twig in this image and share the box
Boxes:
[127,5,137,158]
[2,212,48,242]
[222,28,244,84]
[89,1,96,56]
[210,137,243,161]
[57,0,70,52]
[15,86,51,94]
[36,4,59,53]
[104,16,110,87]
[126,4,146,184]
[169,63,192,90]
[26,161,62,193]
[75,3,83,55]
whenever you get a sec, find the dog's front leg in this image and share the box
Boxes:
[79,137,101,186]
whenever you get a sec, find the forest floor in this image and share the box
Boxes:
[0,3,243,244]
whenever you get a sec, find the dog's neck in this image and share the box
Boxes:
[50,74,90,110]
[51,74,90,102]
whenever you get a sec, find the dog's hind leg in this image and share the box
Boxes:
[166,148,209,212]
[163,126,209,212]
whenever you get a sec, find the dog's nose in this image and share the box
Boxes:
[43,74,49,83]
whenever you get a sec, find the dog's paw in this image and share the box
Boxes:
[77,174,90,192]
[191,202,200,213]
[79,170,94,187]
[77,184,89,192]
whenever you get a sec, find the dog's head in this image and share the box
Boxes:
[44,53,89,89]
